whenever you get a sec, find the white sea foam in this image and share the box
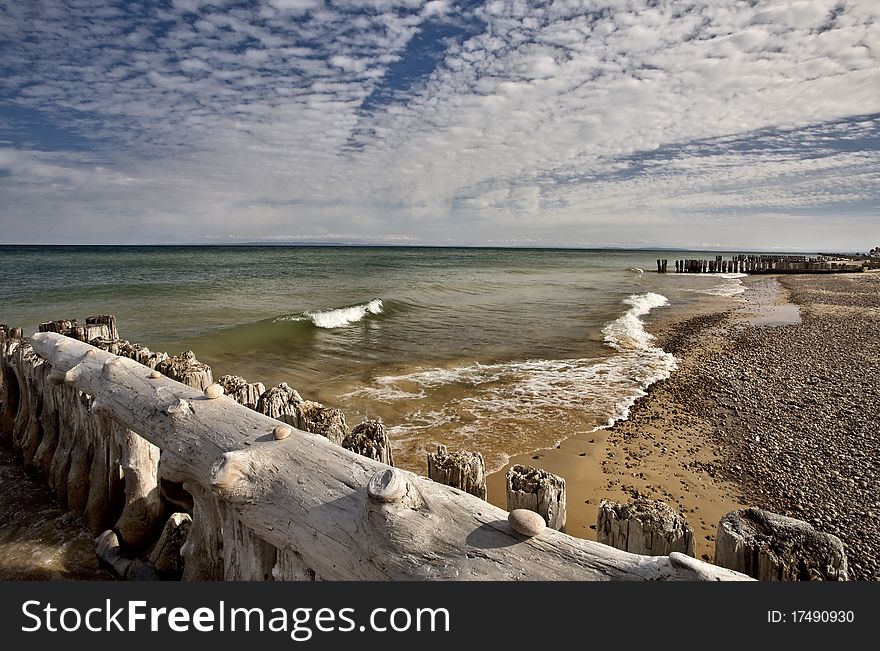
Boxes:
[689,273,748,298]
[275,299,384,328]
[602,292,669,350]
[628,267,644,275]
[342,292,678,473]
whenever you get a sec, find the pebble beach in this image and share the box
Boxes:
[596,271,879,580]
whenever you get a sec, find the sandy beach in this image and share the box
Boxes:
[489,270,880,579]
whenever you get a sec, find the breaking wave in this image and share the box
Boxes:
[274,299,384,329]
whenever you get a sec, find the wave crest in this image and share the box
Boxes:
[275,299,384,329]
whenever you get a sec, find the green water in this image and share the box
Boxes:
[0,245,746,471]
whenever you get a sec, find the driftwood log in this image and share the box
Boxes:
[506,464,566,531]
[597,498,695,557]
[27,332,749,581]
[714,507,848,581]
[427,445,486,500]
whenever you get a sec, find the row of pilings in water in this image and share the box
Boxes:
[656,254,865,274]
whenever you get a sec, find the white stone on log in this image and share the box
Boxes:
[508,509,545,537]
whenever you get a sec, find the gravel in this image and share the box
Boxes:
[657,273,880,580]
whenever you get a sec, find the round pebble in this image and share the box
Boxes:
[273,425,292,440]
[149,370,161,379]
[508,509,546,537]
[204,383,224,399]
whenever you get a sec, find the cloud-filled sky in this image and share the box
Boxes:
[0,0,877,249]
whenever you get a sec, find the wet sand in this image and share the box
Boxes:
[486,273,843,564]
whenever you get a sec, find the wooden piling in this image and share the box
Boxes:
[343,420,394,466]
[506,464,566,531]
[426,444,487,500]
[597,498,695,556]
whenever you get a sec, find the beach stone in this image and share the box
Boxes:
[204,383,224,399]
[149,370,161,379]
[508,509,546,537]
[273,425,292,440]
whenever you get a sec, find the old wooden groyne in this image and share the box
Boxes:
[0,317,750,581]
[655,254,866,274]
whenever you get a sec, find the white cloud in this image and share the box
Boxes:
[0,0,877,247]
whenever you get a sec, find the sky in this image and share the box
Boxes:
[0,0,878,249]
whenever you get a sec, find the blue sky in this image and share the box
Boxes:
[0,0,877,248]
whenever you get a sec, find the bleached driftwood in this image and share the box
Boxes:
[715,507,848,581]
[156,350,213,390]
[29,332,750,581]
[298,400,347,445]
[427,445,487,500]
[506,464,567,532]
[218,375,266,411]
[113,421,163,553]
[343,420,394,466]
[597,498,695,557]
[149,512,192,579]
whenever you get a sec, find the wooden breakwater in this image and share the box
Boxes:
[655,254,865,274]
[0,317,750,581]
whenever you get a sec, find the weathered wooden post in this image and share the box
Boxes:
[86,315,119,340]
[148,512,192,579]
[218,374,266,411]
[297,400,348,445]
[343,420,394,466]
[256,382,303,425]
[597,498,695,557]
[426,444,486,500]
[714,507,848,581]
[506,464,566,531]
[156,350,213,390]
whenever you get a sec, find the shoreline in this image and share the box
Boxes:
[485,288,754,562]
[489,272,880,578]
